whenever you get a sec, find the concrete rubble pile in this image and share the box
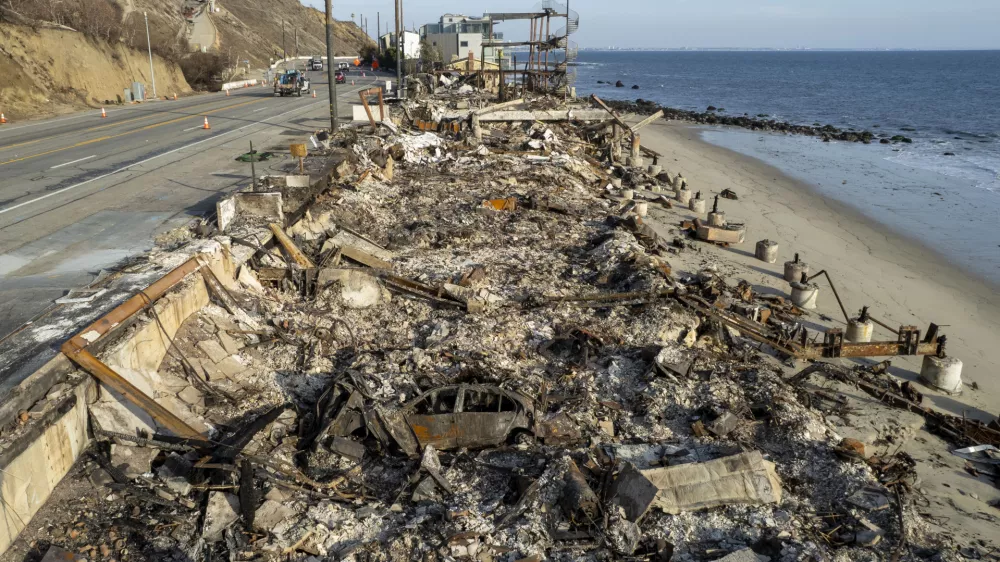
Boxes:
[20,89,989,562]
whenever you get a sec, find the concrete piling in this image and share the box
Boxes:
[677,188,693,206]
[755,240,779,263]
[635,202,649,217]
[783,253,810,283]
[789,281,819,309]
[920,355,963,395]
[689,191,707,214]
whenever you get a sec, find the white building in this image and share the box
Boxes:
[378,31,420,60]
[419,14,502,65]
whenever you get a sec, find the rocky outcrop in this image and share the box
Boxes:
[605,98,897,145]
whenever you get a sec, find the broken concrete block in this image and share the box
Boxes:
[202,492,240,541]
[111,444,159,479]
[177,385,204,407]
[218,330,245,355]
[707,412,739,437]
[254,499,295,532]
[317,269,390,308]
[214,356,247,380]
[324,231,394,261]
[237,265,265,293]
[608,451,782,521]
[265,487,290,502]
[197,339,229,363]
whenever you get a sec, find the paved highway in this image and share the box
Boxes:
[0,68,381,338]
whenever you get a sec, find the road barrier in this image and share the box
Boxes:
[221,79,259,91]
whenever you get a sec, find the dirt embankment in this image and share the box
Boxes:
[0,25,192,120]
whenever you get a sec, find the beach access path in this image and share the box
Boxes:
[641,122,1000,421]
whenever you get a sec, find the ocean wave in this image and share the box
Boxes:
[886,144,1000,194]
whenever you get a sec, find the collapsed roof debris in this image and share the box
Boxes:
[11,83,997,562]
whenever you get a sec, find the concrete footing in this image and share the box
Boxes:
[621,189,634,200]
[634,202,649,217]
[677,189,693,206]
[920,355,963,395]
[755,240,779,264]
[790,282,819,309]
[647,164,662,176]
[706,212,726,227]
[784,260,810,283]
[846,319,874,343]
[689,198,707,214]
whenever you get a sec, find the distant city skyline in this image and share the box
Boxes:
[303,0,1000,51]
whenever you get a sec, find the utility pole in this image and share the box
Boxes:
[394,0,401,97]
[377,12,380,52]
[399,0,405,99]
[325,0,337,131]
[295,28,298,58]
[143,12,156,99]
[282,19,286,61]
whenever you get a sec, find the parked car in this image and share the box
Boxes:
[335,71,346,84]
[316,383,579,457]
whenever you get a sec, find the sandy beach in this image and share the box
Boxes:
[640,122,1000,420]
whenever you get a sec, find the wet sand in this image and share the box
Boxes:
[641,122,1000,420]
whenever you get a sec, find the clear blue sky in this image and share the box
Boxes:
[303,0,1000,50]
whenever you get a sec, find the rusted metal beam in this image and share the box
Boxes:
[65,256,204,349]
[805,341,939,359]
[269,223,316,268]
[60,345,203,438]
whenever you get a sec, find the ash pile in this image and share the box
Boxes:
[34,88,981,562]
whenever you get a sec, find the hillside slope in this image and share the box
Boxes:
[121,0,373,68]
[0,25,192,120]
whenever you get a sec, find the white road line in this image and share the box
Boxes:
[253,108,266,112]
[49,155,96,169]
[0,81,371,217]
[182,126,201,132]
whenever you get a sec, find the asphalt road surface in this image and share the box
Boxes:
[0,68,382,339]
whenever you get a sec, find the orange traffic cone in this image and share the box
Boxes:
[312,90,316,98]
[0,113,6,124]
[101,107,107,118]
[202,117,211,130]
[173,93,178,100]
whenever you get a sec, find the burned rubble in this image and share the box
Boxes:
[14,83,997,562]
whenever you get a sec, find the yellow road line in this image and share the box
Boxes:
[0,98,268,168]
[0,94,261,154]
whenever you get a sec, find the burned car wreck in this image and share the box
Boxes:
[315,381,580,457]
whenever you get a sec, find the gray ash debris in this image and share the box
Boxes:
[15,88,978,562]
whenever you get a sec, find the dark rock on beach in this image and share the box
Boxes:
[603,98,893,146]
[632,84,640,89]
[615,80,625,87]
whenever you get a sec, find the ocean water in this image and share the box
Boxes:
[575,50,1000,284]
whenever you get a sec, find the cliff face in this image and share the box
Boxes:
[0,26,192,119]
[120,0,374,68]
[0,0,374,118]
